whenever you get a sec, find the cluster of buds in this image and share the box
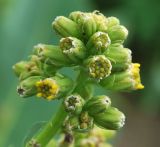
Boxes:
[58,126,116,147]
[63,95,125,134]
[13,10,144,146]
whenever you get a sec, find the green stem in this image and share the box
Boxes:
[26,104,67,147]
[74,68,94,98]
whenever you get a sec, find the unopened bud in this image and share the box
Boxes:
[83,95,111,115]
[72,13,97,41]
[85,55,112,80]
[33,44,71,66]
[107,25,128,44]
[52,16,82,38]
[13,58,41,81]
[65,112,94,133]
[86,32,111,55]
[64,94,84,115]
[94,107,125,130]
[17,76,42,98]
[92,11,108,32]
[60,37,86,63]
[104,44,132,71]
[107,17,120,28]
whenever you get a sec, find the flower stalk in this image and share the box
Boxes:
[25,104,67,147]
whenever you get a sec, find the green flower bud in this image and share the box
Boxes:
[69,11,83,22]
[13,61,28,77]
[85,55,112,80]
[17,76,42,98]
[86,32,111,55]
[13,57,42,81]
[100,63,144,91]
[104,44,132,71]
[64,94,84,115]
[70,12,97,41]
[79,112,94,132]
[107,17,120,28]
[65,112,94,133]
[92,11,108,32]
[52,16,82,38]
[94,107,125,130]
[60,37,86,63]
[90,126,116,141]
[83,95,111,116]
[33,44,71,66]
[107,25,128,44]
[36,74,74,100]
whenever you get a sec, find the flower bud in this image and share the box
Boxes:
[73,13,97,41]
[13,58,42,81]
[100,63,144,91]
[33,44,71,66]
[69,11,83,22]
[94,107,125,130]
[13,61,28,77]
[90,126,116,141]
[64,94,84,115]
[107,25,128,44]
[85,55,112,80]
[107,17,120,28]
[65,112,94,133]
[79,112,94,132]
[92,11,108,32]
[17,76,42,98]
[86,32,111,55]
[60,37,86,63]
[104,44,132,71]
[52,16,82,38]
[83,95,111,116]
[36,74,73,100]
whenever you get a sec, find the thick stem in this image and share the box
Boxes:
[26,104,67,147]
[73,68,94,99]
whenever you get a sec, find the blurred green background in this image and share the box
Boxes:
[0,0,160,147]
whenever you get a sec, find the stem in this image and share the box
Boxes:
[26,104,67,147]
[73,68,94,98]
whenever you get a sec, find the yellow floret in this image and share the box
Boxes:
[132,63,144,90]
[36,78,59,100]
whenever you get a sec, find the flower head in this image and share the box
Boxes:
[64,94,84,115]
[87,55,112,80]
[100,63,144,91]
[86,31,111,55]
[131,63,144,89]
[60,37,86,63]
[36,78,59,100]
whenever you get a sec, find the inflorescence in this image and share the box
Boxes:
[13,10,144,147]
